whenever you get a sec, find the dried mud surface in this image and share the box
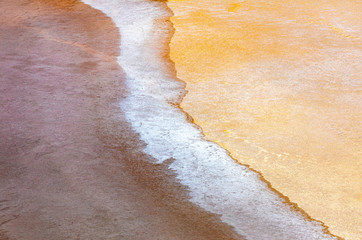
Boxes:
[0,1,244,239]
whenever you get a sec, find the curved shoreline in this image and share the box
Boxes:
[0,1,244,239]
[164,8,340,239]
[167,1,361,239]
[164,1,343,239]
[82,0,343,239]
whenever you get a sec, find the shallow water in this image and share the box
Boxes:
[167,0,362,239]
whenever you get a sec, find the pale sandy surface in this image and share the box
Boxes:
[167,0,362,239]
[0,1,244,239]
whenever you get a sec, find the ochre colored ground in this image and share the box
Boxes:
[167,0,362,239]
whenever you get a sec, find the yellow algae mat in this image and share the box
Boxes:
[167,0,362,239]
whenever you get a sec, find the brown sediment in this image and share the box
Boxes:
[0,0,245,239]
[167,0,361,239]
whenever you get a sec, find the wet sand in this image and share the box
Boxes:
[0,1,244,239]
[167,0,361,239]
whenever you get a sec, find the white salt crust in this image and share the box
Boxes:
[81,1,338,239]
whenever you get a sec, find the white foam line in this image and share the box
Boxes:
[81,1,338,239]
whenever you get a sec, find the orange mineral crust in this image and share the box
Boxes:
[167,0,362,239]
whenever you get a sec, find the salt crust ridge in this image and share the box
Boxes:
[81,1,338,239]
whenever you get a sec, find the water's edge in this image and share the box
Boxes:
[81,0,342,239]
